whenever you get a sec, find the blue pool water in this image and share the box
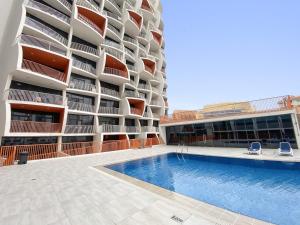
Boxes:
[107,153,300,225]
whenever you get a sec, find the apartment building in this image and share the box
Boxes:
[0,0,168,148]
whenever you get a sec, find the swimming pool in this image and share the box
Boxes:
[106,153,300,225]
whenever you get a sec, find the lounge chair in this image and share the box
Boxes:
[248,142,262,155]
[278,142,293,156]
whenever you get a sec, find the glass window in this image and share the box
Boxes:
[256,118,267,129]
[266,116,280,129]
[280,115,293,128]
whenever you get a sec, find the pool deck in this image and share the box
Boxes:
[0,146,299,225]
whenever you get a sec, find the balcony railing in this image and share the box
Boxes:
[124,48,135,58]
[71,42,99,55]
[103,10,121,21]
[123,36,137,44]
[104,39,123,49]
[68,101,95,112]
[69,81,97,92]
[19,34,67,56]
[99,124,125,133]
[8,89,63,105]
[152,87,160,93]
[58,0,73,10]
[152,34,161,45]
[124,90,139,98]
[22,59,66,82]
[10,120,61,133]
[72,58,96,75]
[152,113,160,119]
[130,107,143,115]
[138,83,150,90]
[65,125,95,134]
[104,48,123,60]
[77,0,101,12]
[141,126,157,133]
[101,87,120,98]
[27,0,70,24]
[98,106,120,114]
[127,64,136,71]
[150,100,160,106]
[126,126,140,133]
[107,0,121,12]
[104,67,127,78]
[25,17,68,45]
[78,14,103,35]
[107,24,121,37]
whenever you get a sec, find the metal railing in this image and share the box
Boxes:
[123,36,137,44]
[160,96,294,124]
[107,24,121,37]
[78,14,103,35]
[69,81,97,92]
[103,10,121,21]
[65,125,95,134]
[58,0,72,10]
[25,17,68,45]
[126,126,140,133]
[10,120,61,133]
[104,39,123,49]
[104,48,123,60]
[27,0,70,23]
[98,106,120,114]
[127,64,136,71]
[100,87,120,97]
[141,126,157,133]
[22,59,66,82]
[124,48,135,57]
[72,58,96,74]
[104,67,127,78]
[8,89,63,105]
[19,34,66,55]
[71,42,99,55]
[107,0,121,12]
[68,101,95,112]
[124,90,139,98]
[99,124,125,133]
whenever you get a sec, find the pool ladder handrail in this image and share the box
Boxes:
[176,144,188,161]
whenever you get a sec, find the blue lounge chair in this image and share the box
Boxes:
[248,142,262,155]
[278,142,293,156]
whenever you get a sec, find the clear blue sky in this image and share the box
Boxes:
[161,0,300,113]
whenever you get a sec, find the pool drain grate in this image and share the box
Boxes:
[171,215,184,223]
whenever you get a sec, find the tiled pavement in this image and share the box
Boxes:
[1,146,298,225]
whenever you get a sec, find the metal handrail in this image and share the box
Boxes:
[101,87,120,97]
[104,67,127,78]
[72,58,96,75]
[104,48,123,60]
[65,125,95,133]
[126,126,140,133]
[99,124,125,133]
[8,89,63,105]
[25,17,68,45]
[104,39,123,49]
[98,106,120,114]
[27,0,70,23]
[123,36,137,44]
[19,34,66,55]
[77,0,101,12]
[10,120,61,133]
[68,101,95,112]
[71,42,99,55]
[69,81,96,92]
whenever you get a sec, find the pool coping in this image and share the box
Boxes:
[94,152,273,225]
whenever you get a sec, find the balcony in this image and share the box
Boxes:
[24,16,68,46]
[68,101,95,112]
[10,120,61,133]
[124,10,142,36]
[101,87,120,98]
[150,31,162,49]
[27,0,70,24]
[104,39,123,50]
[103,10,122,22]
[104,67,127,78]
[99,124,125,133]
[130,107,143,116]
[150,100,161,106]
[123,36,137,45]
[71,42,99,56]
[8,89,63,105]
[127,64,136,72]
[139,58,155,79]
[69,81,97,92]
[101,55,129,84]
[107,23,122,39]
[73,6,106,45]
[101,138,129,152]
[140,0,153,21]
[106,0,122,14]
[152,86,160,94]
[143,111,151,118]
[124,48,135,60]
[72,57,96,75]
[19,34,67,56]
[141,126,158,133]
[77,0,101,13]
[65,125,95,134]
[104,48,123,61]
[98,106,120,114]
[126,126,140,133]
[124,90,140,98]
